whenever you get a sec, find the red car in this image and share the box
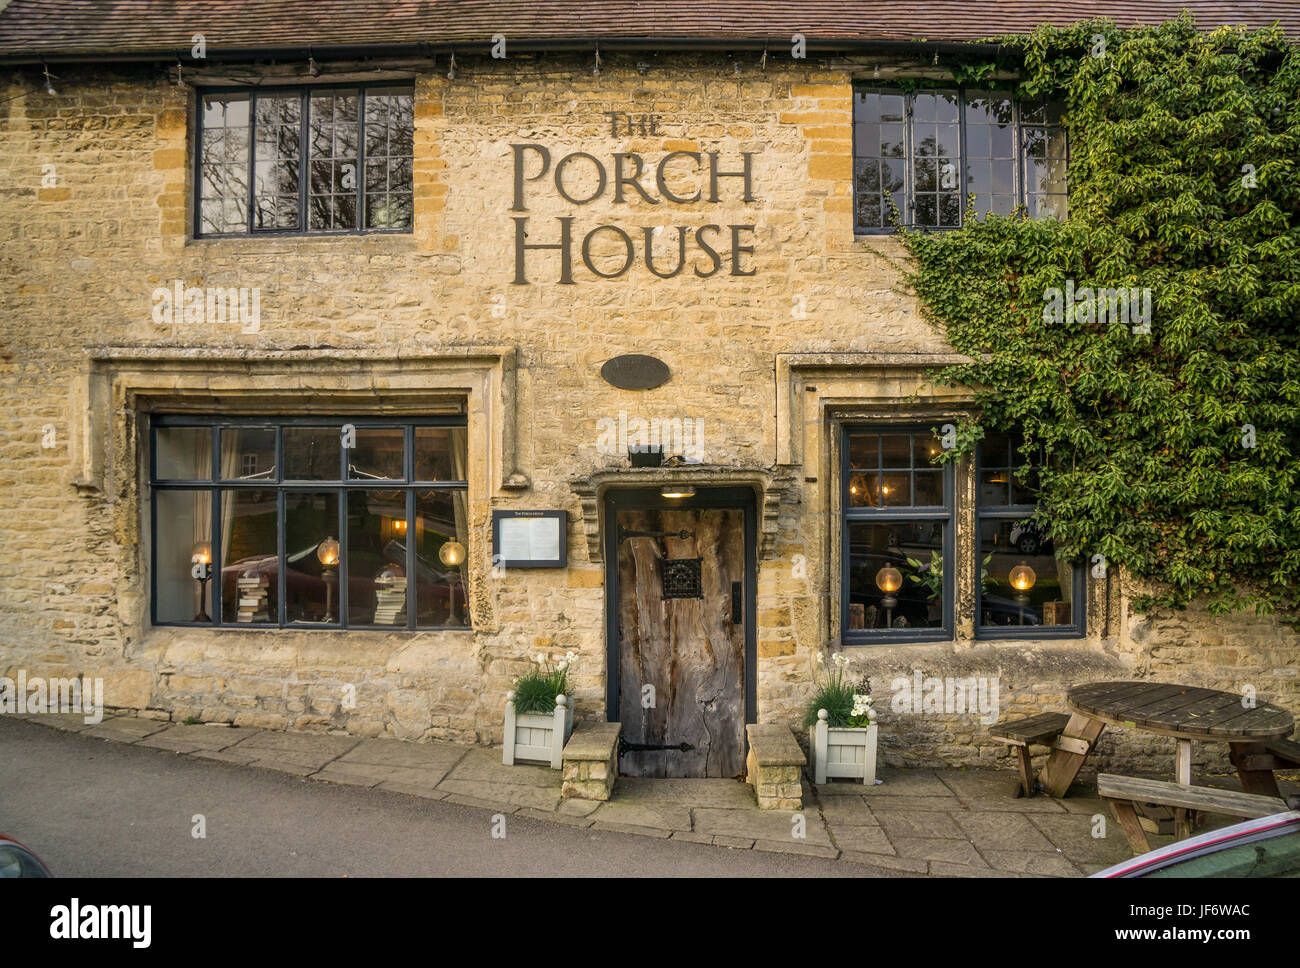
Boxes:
[0,834,53,878]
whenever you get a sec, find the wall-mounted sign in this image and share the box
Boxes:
[492,510,567,568]
[600,354,671,390]
[509,138,758,285]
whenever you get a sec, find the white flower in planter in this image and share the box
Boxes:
[832,652,850,668]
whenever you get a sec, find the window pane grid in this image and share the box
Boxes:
[151,418,467,630]
[852,85,1068,233]
[196,85,412,237]
[843,429,953,640]
[976,432,1079,632]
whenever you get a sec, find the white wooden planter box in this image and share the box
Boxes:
[810,709,878,784]
[503,693,573,770]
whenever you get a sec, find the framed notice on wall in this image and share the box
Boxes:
[491,510,567,568]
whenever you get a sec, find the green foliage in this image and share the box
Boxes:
[512,652,575,714]
[898,16,1300,622]
[803,654,873,728]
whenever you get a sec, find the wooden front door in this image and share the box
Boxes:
[615,505,746,778]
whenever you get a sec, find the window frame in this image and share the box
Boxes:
[149,414,468,630]
[974,434,1086,640]
[851,84,1069,235]
[840,424,956,645]
[192,81,415,239]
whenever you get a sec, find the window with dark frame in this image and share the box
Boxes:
[196,84,414,237]
[842,428,954,642]
[150,417,468,629]
[853,85,1068,233]
[975,431,1085,635]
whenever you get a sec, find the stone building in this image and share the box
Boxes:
[1,1,1297,777]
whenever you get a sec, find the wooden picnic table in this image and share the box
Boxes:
[1040,681,1295,799]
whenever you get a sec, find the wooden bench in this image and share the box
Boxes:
[1098,773,1289,855]
[988,713,1071,797]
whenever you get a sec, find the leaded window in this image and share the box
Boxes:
[196,85,414,237]
[975,432,1085,635]
[150,417,468,629]
[842,428,954,642]
[853,86,1068,232]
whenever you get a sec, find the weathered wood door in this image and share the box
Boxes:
[615,506,746,778]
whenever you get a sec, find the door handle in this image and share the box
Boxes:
[731,581,742,624]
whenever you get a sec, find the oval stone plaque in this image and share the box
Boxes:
[600,354,671,390]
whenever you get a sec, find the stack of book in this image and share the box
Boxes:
[373,577,406,625]
[235,573,270,623]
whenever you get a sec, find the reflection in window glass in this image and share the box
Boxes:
[364,88,414,229]
[284,427,341,480]
[152,419,466,628]
[199,93,250,234]
[220,489,277,623]
[253,92,301,229]
[414,427,467,481]
[976,432,1081,632]
[285,491,340,624]
[220,427,276,481]
[1144,831,1300,878]
[414,489,469,628]
[155,427,212,480]
[847,521,946,631]
[309,90,359,230]
[348,428,404,481]
[347,489,409,625]
[155,489,211,622]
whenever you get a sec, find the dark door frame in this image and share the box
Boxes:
[602,485,758,732]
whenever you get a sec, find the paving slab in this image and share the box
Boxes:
[826,823,894,855]
[712,835,756,849]
[861,769,954,797]
[872,808,965,841]
[82,716,170,743]
[861,795,965,815]
[335,737,468,772]
[441,793,520,813]
[984,850,1082,877]
[251,759,319,777]
[228,730,360,758]
[692,806,833,847]
[1027,813,1133,867]
[591,821,673,838]
[613,776,756,808]
[19,713,94,732]
[586,799,692,832]
[670,830,715,845]
[517,807,594,828]
[376,779,447,800]
[937,771,1068,812]
[838,850,928,874]
[190,748,259,766]
[444,747,560,788]
[815,794,879,825]
[955,811,1056,852]
[892,837,989,867]
[557,798,602,818]
[436,779,561,812]
[136,724,257,754]
[753,839,839,859]
[928,862,1021,878]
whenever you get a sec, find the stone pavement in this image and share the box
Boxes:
[21,713,1297,877]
